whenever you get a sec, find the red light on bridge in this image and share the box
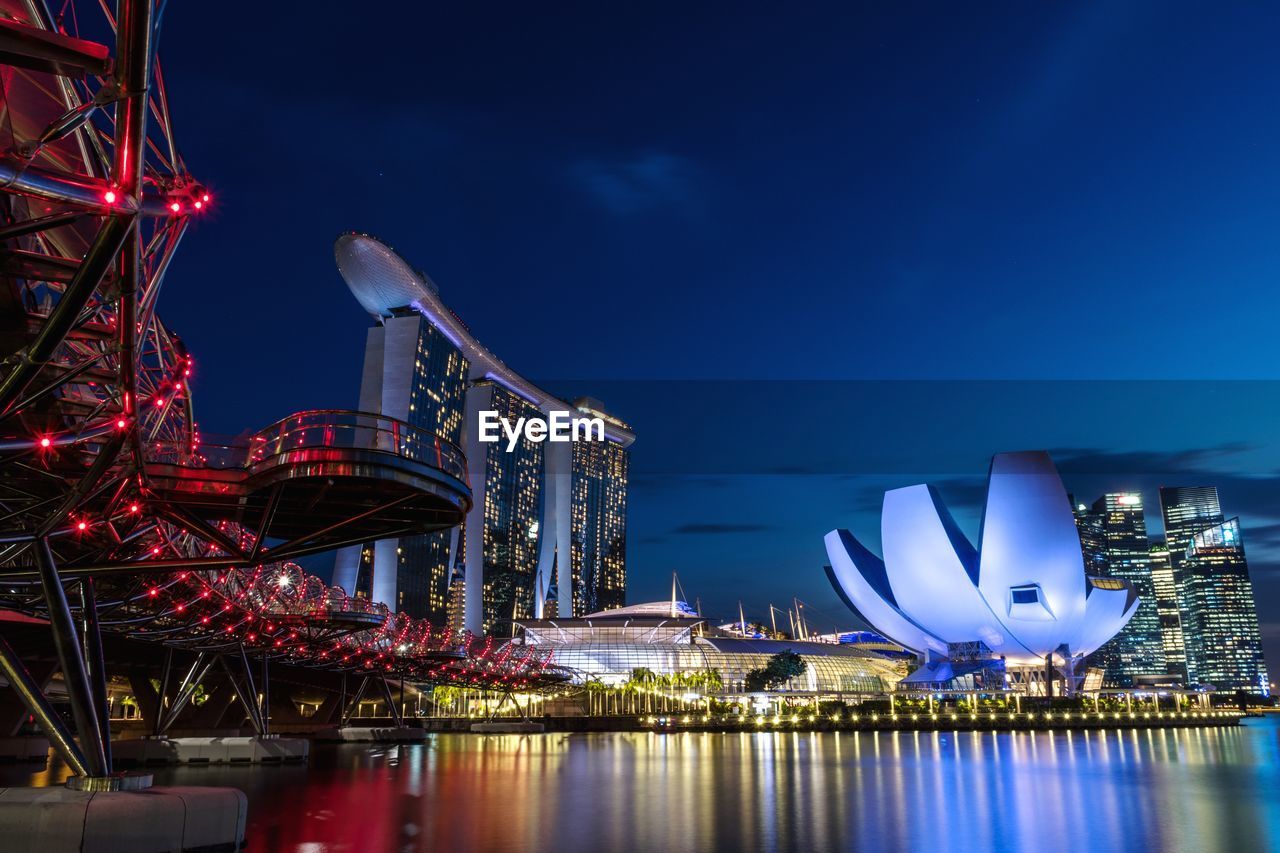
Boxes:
[38,437,51,448]
[76,521,87,531]
[169,201,181,213]
[103,190,117,205]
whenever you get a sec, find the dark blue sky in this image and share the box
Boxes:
[154,3,1279,678]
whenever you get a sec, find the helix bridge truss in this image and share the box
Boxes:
[0,0,562,784]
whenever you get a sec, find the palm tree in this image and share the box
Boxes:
[630,667,658,713]
[702,669,724,695]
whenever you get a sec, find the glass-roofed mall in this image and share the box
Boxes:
[509,601,909,696]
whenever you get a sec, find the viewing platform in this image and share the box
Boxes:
[142,409,471,563]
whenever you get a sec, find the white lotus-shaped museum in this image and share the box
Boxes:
[824,451,1139,665]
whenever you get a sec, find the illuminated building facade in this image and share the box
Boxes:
[463,382,545,634]
[511,601,905,693]
[1159,487,1268,694]
[1179,518,1268,693]
[1074,494,1165,686]
[1073,499,1108,577]
[825,452,1141,694]
[1159,486,1224,578]
[568,410,629,614]
[1148,542,1188,681]
[334,234,635,635]
[331,311,469,623]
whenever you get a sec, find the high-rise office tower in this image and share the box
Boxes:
[1073,499,1108,576]
[1159,486,1225,574]
[334,234,635,635]
[1179,518,1267,693]
[1148,541,1188,681]
[1075,493,1165,686]
[1160,487,1268,694]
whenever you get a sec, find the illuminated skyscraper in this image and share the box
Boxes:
[463,381,545,634]
[1159,486,1224,572]
[334,234,635,635]
[570,402,630,614]
[1073,499,1107,576]
[331,311,469,623]
[1160,487,1268,694]
[1075,493,1165,686]
[1179,518,1268,693]
[1148,541,1188,681]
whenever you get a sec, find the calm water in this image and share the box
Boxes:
[6,718,1279,852]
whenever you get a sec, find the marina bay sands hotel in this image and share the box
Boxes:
[331,233,634,636]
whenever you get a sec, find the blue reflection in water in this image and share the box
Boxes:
[3,718,1277,851]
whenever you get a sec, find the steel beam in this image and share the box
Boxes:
[0,210,85,240]
[111,0,153,197]
[112,0,153,453]
[260,651,270,735]
[236,643,264,733]
[153,645,173,736]
[78,577,112,770]
[378,675,403,727]
[217,655,262,736]
[0,16,109,76]
[0,633,89,776]
[341,676,371,726]
[158,651,211,734]
[0,215,132,417]
[34,538,108,776]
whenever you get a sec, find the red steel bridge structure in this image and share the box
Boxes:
[0,0,563,787]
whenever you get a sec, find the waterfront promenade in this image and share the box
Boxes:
[405,707,1245,734]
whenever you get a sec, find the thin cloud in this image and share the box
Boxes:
[1050,443,1257,476]
[671,523,772,535]
[569,152,701,217]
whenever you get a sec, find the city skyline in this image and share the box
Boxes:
[1,3,1277,850]
[147,4,1280,684]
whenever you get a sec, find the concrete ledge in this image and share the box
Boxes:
[0,784,246,852]
[315,726,429,743]
[113,735,309,766]
[0,737,49,763]
[470,721,545,734]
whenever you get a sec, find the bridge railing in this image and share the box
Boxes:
[146,409,468,484]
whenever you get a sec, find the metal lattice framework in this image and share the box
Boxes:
[0,0,562,784]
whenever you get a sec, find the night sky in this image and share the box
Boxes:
[154,3,1279,681]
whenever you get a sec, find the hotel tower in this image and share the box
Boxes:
[330,234,634,636]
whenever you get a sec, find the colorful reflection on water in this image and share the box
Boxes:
[4,718,1278,852]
